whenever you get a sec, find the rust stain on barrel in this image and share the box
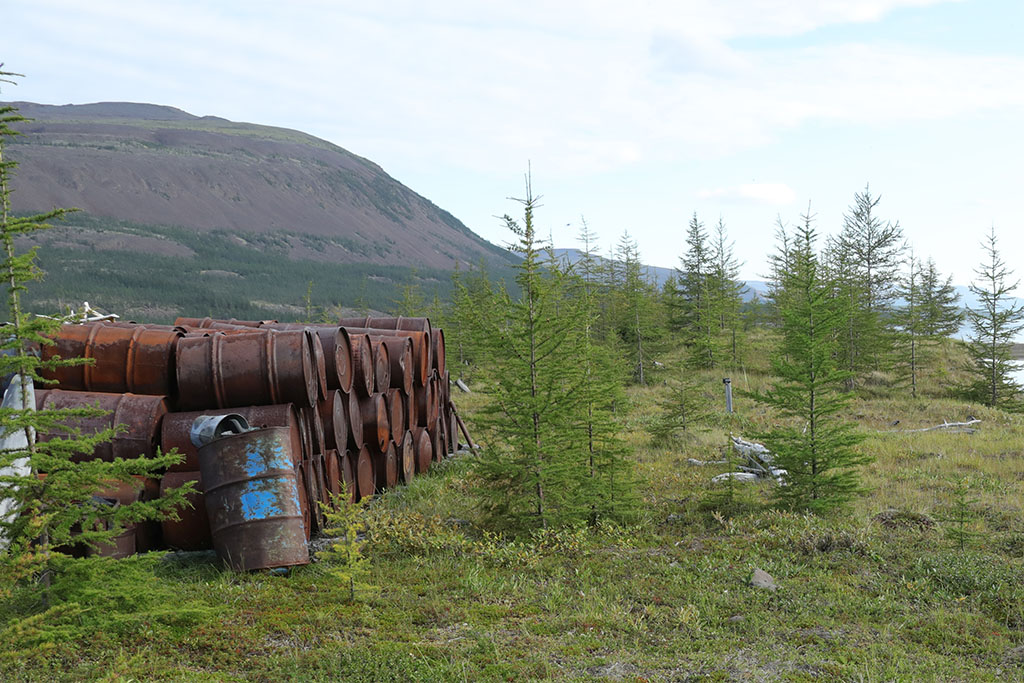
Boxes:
[317,390,347,452]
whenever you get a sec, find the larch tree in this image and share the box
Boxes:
[964,226,1024,410]
[754,207,869,512]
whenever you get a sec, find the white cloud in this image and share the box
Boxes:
[698,183,797,206]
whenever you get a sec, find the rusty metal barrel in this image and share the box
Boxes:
[429,417,444,462]
[295,461,312,540]
[412,427,432,474]
[174,317,274,328]
[357,392,389,452]
[175,329,316,410]
[431,328,446,379]
[41,322,182,396]
[398,430,415,485]
[355,445,374,501]
[299,404,325,457]
[324,449,342,508]
[197,426,308,571]
[339,316,432,336]
[317,390,348,453]
[403,387,417,431]
[369,340,391,394]
[370,440,398,493]
[98,477,163,553]
[385,388,406,439]
[307,331,328,401]
[341,450,356,504]
[160,470,212,550]
[381,336,414,394]
[344,389,364,451]
[35,389,167,463]
[263,325,354,394]
[414,373,436,428]
[161,404,304,472]
[348,333,375,396]
[339,327,431,386]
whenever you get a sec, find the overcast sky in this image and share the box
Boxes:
[3,0,1022,286]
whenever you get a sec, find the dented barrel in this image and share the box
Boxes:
[197,426,308,571]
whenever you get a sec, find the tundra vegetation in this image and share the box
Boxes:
[1,106,1023,678]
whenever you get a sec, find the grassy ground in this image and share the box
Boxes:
[3,340,1023,681]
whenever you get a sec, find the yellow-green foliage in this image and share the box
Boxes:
[317,484,375,602]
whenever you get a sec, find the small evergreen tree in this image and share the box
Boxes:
[753,207,870,512]
[963,226,1024,409]
[465,178,636,532]
[319,484,374,602]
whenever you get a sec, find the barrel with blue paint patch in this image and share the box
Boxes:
[197,426,309,571]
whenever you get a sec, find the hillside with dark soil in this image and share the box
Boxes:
[1,101,516,318]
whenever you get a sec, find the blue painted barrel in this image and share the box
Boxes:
[197,426,308,571]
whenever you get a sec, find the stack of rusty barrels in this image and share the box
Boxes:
[35,315,459,560]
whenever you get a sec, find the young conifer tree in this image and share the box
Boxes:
[754,207,869,512]
[466,180,636,532]
[964,226,1024,409]
[0,78,188,603]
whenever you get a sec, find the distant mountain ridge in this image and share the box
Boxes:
[3,101,515,271]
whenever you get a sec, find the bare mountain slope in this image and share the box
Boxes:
[4,101,512,270]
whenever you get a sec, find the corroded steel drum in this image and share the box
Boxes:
[160,404,304,472]
[338,316,432,335]
[355,445,374,501]
[317,390,347,452]
[429,417,444,462]
[174,317,274,328]
[413,428,432,474]
[381,337,414,394]
[414,373,436,428]
[197,427,308,571]
[345,389,364,451]
[340,327,431,386]
[160,470,212,550]
[369,340,391,394]
[300,404,325,457]
[298,459,322,536]
[385,388,406,439]
[398,430,415,485]
[348,333,375,396]
[370,441,398,493]
[35,389,167,463]
[357,392,389,452]
[41,322,182,396]
[175,329,316,410]
[295,461,312,541]
[263,325,354,394]
[431,328,446,379]
[324,449,342,507]
[98,477,162,553]
[403,388,417,431]
[308,331,328,401]
[341,450,356,504]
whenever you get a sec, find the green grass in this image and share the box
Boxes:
[2,339,1023,681]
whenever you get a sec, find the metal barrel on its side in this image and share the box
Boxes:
[369,340,391,394]
[357,392,390,453]
[339,327,431,386]
[41,322,182,397]
[35,389,168,463]
[384,388,406,441]
[160,470,212,550]
[197,426,308,571]
[347,333,376,396]
[355,445,375,501]
[174,317,274,329]
[412,427,432,474]
[175,329,316,411]
[369,440,398,493]
[318,389,348,453]
[263,325,354,395]
[398,430,415,485]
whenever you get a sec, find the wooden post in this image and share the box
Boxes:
[723,377,733,414]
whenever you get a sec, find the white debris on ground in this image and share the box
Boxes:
[707,436,787,485]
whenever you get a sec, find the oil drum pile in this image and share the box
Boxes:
[37,315,459,568]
